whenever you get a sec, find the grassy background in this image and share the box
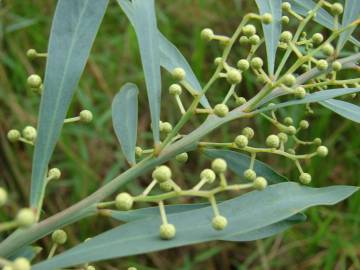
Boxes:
[1,0,360,269]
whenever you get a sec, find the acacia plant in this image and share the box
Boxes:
[1,0,360,269]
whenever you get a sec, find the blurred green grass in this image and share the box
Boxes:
[1,0,360,269]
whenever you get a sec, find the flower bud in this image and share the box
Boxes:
[294,86,306,98]
[278,132,288,143]
[159,223,176,240]
[79,110,93,123]
[236,97,247,105]
[176,152,188,163]
[239,36,249,45]
[266,134,280,148]
[135,146,143,157]
[27,74,42,88]
[159,181,173,192]
[200,169,216,183]
[214,57,223,65]
[172,67,186,81]
[313,138,322,145]
[115,192,134,211]
[317,145,328,157]
[152,165,172,183]
[316,59,328,71]
[250,57,263,69]
[286,125,297,135]
[26,48,37,58]
[212,215,228,230]
[242,127,255,139]
[299,173,311,184]
[48,168,61,180]
[234,135,248,148]
[331,3,343,15]
[3,265,13,270]
[7,129,21,142]
[280,31,293,43]
[213,104,229,117]
[128,268,137,270]
[332,61,342,71]
[22,126,37,142]
[281,16,290,24]
[312,33,324,45]
[168,84,182,95]
[261,13,273,24]
[283,117,293,126]
[283,74,296,87]
[242,24,256,37]
[244,169,256,181]
[226,68,242,84]
[52,229,67,245]
[321,43,334,56]
[160,121,173,133]
[249,34,260,45]
[12,257,31,270]
[282,2,291,11]
[211,158,227,174]
[16,208,35,228]
[299,120,309,129]
[87,266,96,270]
[0,187,8,207]
[253,177,267,190]
[200,28,214,41]
[237,59,250,71]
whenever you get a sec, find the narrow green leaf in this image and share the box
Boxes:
[288,0,360,47]
[30,0,108,207]
[9,246,42,262]
[124,0,161,143]
[204,149,288,184]
[32,183,358,270]
[255,0,282,75]
[116,0,210,108]
[337,0,360,51]
[320,99,360,123]
[258,88,360,113]
[112,83,139,165]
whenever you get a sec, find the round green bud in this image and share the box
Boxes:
[283,74,296,87]
[317,59,328,71]
[175,152,188,163]
[16,208,35,228]
[299,173,312,184]
[128,268,137,270]
[87,266,96,270]
[280,31,293,43]
[242,24,256,37]
[135,146,143,157]
[27,74,42,88]
[152,165,172,183]
[294,86,306,99]
[266,134,280,148]
[211,158,227,174]
[236,97,247,106]
[331,3,343,15]
[48,168,61,180]
[0,187,8,207]
[332,61,342,71]
[115,192,133,210]
[12,257,31,270]
[172,67,186,81]
[26,48,37,58]
[160,121,173,133]
[253,177,268,190]
[278,132,288,143]
[214,57,223,65]
[200,28,214,41]
[242,127,255,139]
[52,229,67,245]
[234,135,248,148]
[244,169,256,181]
[281,16,290,24]
[3,265,13,270]
[226,68,242,85]
[313,138,322,145]
[261,13,273,24]
[237,59,250,71]
[79,110,93,123]
[299,120,309,129]
[239,36,249,45]
[200,169,216,183]
[159,223,176,240]
[282,2,291,11]
[7,129,21,142]
[283,117,294,126]
[312,33,324,45]
[286,125,297,135]
[212,215,228,230]
[287,148,296,155]
[250,57,264,70]
[22,126,37,142]
[213,104,229,118]
[317,145,328,157]
[159,181,173,192]
[321,43,334,56]
[249,34,261,45]
[256,74,267,84]
[168,83,182,95]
